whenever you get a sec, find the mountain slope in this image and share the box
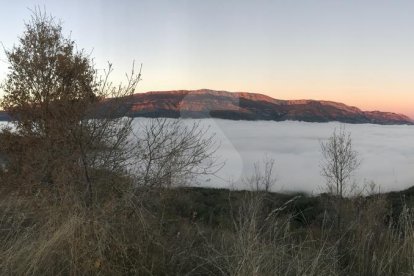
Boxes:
[1,89,412,125]
[122,89,412,125]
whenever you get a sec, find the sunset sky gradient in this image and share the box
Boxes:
[1,0,414,117]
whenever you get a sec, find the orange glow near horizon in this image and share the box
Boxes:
[1,2,414,120]
[133,67,414,119]
[2,1,414,119]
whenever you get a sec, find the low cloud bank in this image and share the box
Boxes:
[173,119,414,194]
[3,119,412,194]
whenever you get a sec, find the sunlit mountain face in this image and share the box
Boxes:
[102,90,412,125]
[2,89,412,124]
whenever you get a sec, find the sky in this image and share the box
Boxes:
[1,0,414,117]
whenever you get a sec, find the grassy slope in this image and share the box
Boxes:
[2,184,414,275]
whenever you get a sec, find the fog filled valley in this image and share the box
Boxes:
[132,118,413,193]
[4,118,411,194]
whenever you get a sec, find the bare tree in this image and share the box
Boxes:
[320,125,360,198]
[132,118,220,188]
[0,9,140,205]
[247,156,277,192]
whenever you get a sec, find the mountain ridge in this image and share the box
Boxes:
[122,89,413,125]
[0,89,412,125]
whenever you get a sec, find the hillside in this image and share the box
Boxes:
[121,89,413,125]
[1,89,412,124]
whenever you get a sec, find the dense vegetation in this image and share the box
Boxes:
[3,183,414,275]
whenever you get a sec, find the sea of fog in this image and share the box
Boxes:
[2,119,414,194]
[133,118,414,194]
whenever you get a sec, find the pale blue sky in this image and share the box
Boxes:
[1,0,414,116]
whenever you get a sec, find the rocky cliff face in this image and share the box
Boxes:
[1,89,412,125]
[122,89,413,125]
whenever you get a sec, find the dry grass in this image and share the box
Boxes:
[2,181,414,275]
